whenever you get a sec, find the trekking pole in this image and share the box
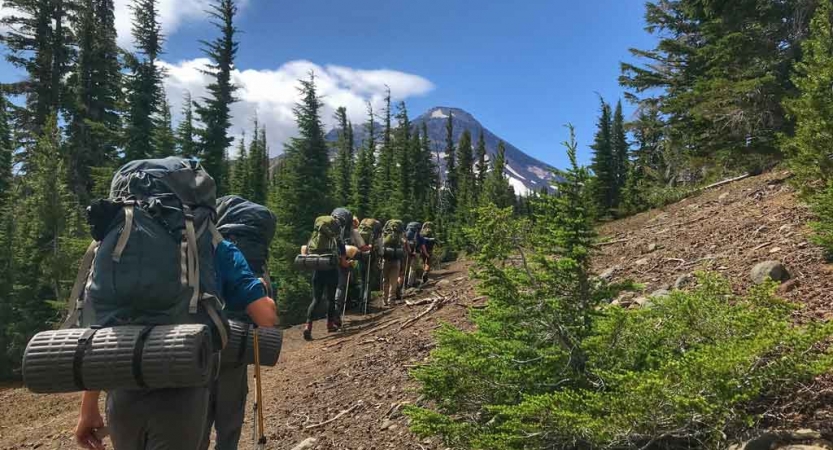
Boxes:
[363,252,372,315]
[252,326,266,450]
[341,269,352,329]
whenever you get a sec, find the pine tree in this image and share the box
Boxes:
[273,73,331,243]
[783,1,833,194]
[394,101,412,219]
[475,129,487,203]
[176,92,198,158]
[353,102,376,219]
[443,111,457,213]
[483,140,514,208]
[66,0,121,200]
[590,99,615,217]
[455,129,475,218]
[195,0,239,193]
[230,131,249,197]
[0,96,13,378]
[124,0,164,162]
[411,122,439,221]
[153,95,176,157]
[611,100,629,205]
[372,90,397,219]
[0,0,74,146]
[247,122,269,205]
[331,106,354,208]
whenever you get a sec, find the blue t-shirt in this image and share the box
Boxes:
[215,240,267,312]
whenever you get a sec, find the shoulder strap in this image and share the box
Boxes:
[61,240,100,329]
[111,202,135,262]
[184,206,200,314]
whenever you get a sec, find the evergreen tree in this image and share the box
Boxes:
[611,100,629,203]
[394,101,412,219]
[456,129,475,218]
[0,96,13,378]
[372,90,397,219]
[630,104,666,184]
[247,122,269,205]
[230,131,250,198]
[590,99,615,217]
[443,111,457,213]
[273,73,331,243]
[124,0,164,162]
[475,129,487,198]
[67,0,121,200]
[195,0,239,192]
[176,91,198,158]
[483,140,514,208]
[353,102,376,219]
[153,95,176,157]
[331,106,354,208]
[413,122,439,221]
[783,1,833,195]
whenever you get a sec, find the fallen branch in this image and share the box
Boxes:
[595,238,631,248]
[700,173,750,191]
[324,319,403,349]
[400,297,446,331]
[405,297,433,307]
[304,401,363,430]
[753,242,773,251]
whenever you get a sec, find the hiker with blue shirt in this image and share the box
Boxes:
[73,159,277,450]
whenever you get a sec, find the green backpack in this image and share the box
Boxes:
[421,221,435,239]
[358,218,380,245]
[382,219,404,248]
[308,215,341,254]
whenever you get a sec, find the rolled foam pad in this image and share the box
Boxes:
[294,254,336,271]
[23,324,212,394]
[221,321,282,367]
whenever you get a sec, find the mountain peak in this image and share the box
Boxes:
[421,107,479,125]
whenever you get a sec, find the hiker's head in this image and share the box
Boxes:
[352,217,359,229]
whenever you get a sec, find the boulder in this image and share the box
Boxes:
[751,261,791,285]
[598,266,619,282]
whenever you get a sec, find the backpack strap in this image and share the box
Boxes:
[202,294,228,348]
[184,206,200,314]
[111,202,135,262]
[61,240,100,329]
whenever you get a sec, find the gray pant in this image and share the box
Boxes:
[107,387,209,450]
[199,364,249,450]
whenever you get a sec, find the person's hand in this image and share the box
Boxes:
[75,410,105,450]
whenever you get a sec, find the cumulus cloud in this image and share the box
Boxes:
[160,59,435,157]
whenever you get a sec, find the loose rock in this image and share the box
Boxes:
[674,273,694,290]
[751,261,791,284]
[291,437,318,450]
[646,243,658,253]
[635,258,649,266]
[598,266,619,281]
[778,279,801,294]
[650,289,671,299]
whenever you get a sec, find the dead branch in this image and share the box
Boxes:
[595,238,631,247]
[304,401,363,430]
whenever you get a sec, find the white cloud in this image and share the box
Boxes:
[160,58,434,157]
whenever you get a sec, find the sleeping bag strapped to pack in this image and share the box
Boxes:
[294,215,340,271]
[66,157,230,352]
[216,196,277,277]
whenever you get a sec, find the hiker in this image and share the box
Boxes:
[331,208,366,316]
[420,221,437,283]
[357,218,383,310]
[381,219,407,306]
[303,214,350,340]
[73,158,277,450]
[198,196,277,450]
[404,222,422,288]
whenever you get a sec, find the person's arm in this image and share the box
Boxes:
[75,391,105,450]
[351,229,371,252]
[246,297,277,328]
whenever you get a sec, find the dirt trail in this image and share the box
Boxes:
[3,170,833,449]
[0,262,477,450]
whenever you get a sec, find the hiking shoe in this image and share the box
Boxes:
[422,273,429,284]
[327,320,340,333]
[303,322,313,341]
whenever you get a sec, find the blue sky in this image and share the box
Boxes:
[1,0,658,169]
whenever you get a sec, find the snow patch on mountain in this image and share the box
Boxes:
[431,109,449,119]
[505,164,526,181]
[527,166,550,180]
[506,175,530,196]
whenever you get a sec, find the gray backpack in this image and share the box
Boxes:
[63,157,229,351]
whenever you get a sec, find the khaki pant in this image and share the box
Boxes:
[382,259,401,304]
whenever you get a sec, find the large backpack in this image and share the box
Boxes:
[216,196,277,277]
[358,218,381,245]
[308,215,341,254]
[382,219,404,248]
[406,222,422,243]
[331,207,353,243]
[421,222,435,239]
[65,157,229,350]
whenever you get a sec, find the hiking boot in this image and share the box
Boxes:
[303,322,313,341]
[422,273,429,284]
[327,320,340,333]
